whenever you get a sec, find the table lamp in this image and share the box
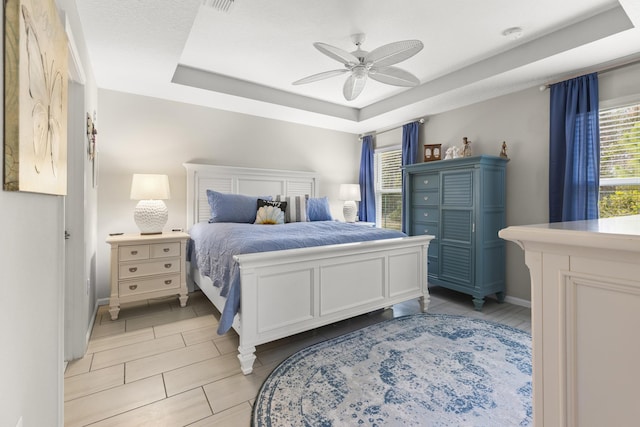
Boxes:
[339,183,361,223]
[130,174,170,234]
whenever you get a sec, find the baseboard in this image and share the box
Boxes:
[85,300,100,345]
[85,298,110,344]
[504,295,531,308]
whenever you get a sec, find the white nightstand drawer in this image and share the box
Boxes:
[119,274,181,296]
[150,242,180,258]
[119,245,150,261]
[119,258,181,279]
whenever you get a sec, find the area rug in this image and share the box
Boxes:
[253,313,532,426]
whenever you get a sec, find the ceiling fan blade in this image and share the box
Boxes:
[292,69,349,85]
[314,42,359,66]
[343,74,367,101]
[370,66,420,87]
[365,40,424,68]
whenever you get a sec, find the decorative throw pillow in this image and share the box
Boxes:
[206,190,272,223]
[307,196,333,221]
[275,195,309,222]
[255,199,287,225]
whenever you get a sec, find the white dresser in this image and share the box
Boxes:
[106,231,190,320]
[499,215,640,427]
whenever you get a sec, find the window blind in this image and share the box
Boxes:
[377,149,402,190]
[598,103,640,218]
[599,104,640,183]
[375,148,402,230]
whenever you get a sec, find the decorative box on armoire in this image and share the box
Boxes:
[404,155,508,310]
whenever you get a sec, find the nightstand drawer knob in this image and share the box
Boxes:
[424,180,429,184]
[131,250,138,255]
[164,263,172,269]
[424,212,429,217]
[129,267,138,273]
[423,196,429,201]
[424,229,429,234]
[163,248,170,252]
[129,285,138,290]
[164,279,172,285]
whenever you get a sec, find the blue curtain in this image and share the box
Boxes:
[358,135,375,222]
[549,73,600,222]
[401,121,420,232]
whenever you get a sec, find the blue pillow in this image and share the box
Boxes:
[206,190,271,223]
[307,197,333,221]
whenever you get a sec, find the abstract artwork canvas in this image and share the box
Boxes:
[4,0,68,195]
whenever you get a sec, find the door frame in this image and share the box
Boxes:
[63,13,88,362]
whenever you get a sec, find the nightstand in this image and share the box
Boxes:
[106,231,190,320]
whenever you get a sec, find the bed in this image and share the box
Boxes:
[184,163,433,374]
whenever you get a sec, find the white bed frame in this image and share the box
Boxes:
[184,163,433,374]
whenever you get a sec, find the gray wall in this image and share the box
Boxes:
[351,88,548,303]
[422,87,549,302]
[421,62,640,302]
[95,89,360,300]
[95,61,640,305]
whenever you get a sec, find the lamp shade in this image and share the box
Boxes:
[130,174,170,200]
[339,184,361,201]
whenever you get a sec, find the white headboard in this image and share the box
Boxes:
[184,163,319,228]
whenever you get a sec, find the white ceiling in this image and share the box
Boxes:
[74,0,640,134]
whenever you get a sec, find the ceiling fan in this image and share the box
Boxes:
[293,34,424,101]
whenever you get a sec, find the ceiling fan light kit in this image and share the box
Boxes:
[293,33,424,101]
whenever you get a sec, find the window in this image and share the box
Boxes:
[375,147,402,230]
[599,103,640,218]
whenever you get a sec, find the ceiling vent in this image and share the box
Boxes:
[202,0,234,13]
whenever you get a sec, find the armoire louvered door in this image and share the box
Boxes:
[440,170,474,287]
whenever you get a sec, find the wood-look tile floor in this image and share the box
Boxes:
[64,287,531,426]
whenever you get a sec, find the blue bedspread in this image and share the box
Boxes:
[187,221,406,334]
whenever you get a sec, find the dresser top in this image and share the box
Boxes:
[106,231,190,244]
[499,215,640,253]
[404,155,509,171]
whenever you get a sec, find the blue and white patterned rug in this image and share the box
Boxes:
[253,313,532,426]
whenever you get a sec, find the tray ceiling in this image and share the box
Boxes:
[75,0,640,133]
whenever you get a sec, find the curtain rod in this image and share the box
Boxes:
[358,117,425,140]
[540,54,640,90]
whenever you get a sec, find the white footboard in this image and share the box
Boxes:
[234,235,432,374]
[190,236,432,374]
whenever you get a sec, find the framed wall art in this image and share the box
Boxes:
[4,0,69,195]
[423,144,442,162]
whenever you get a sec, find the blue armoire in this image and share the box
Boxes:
[404,155,508,310]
